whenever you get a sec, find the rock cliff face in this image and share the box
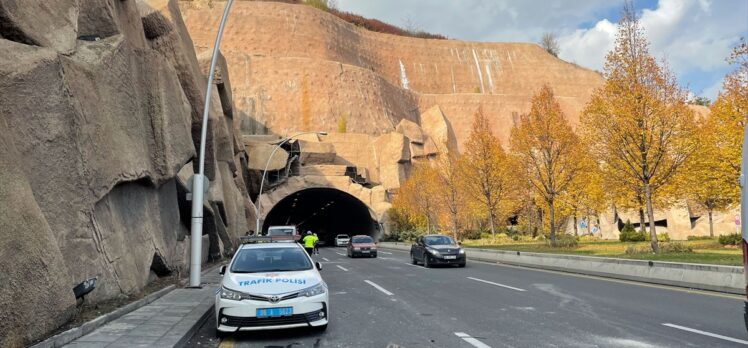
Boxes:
[0,0,250,345]
[179,0,604,149]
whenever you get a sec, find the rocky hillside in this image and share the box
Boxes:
[179,0,605,149]
[0,1,252,346]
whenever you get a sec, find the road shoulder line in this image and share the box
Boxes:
[662,323,748,345]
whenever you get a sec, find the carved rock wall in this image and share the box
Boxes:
[0,0,250,345]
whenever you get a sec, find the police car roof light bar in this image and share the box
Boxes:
[240,235,301,244]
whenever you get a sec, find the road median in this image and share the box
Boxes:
[379,242,745,294]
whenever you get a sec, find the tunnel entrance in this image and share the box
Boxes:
[262,188,379,245]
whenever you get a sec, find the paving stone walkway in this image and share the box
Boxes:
[64,270,221,348]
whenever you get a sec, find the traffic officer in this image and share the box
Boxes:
[302,231,318,256]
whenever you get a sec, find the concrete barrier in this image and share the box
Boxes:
[379,242,745,295]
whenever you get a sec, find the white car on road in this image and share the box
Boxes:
[334,234,350,247]
[215,237,329,336]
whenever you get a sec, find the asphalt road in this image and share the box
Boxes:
[187,247,748,348]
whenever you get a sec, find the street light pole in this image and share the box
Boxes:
[255,131,327,234]
[189,0,234,288]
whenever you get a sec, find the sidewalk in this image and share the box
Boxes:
[63,268,222,348]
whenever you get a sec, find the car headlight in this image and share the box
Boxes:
[459,249,465,254]
[428,248,441,257]
[299,282,327,297]
[220,286,245,301]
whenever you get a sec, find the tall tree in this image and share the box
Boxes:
[710,38,747,183]
[510,85,583,243]
[432,153,464,240]
[562,153,606,236]
[394,163,440,233]
[461,108,513,238]
[540,32,560,57]
[678,38,747,236]
[680,118,739,237]
[580,2,696,252]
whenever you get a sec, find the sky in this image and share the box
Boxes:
[335,0,748,100]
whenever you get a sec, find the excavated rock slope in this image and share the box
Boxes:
[0,0,251,345]
[179,1,604,149]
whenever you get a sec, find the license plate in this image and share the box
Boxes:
[256,307,293,318]
[444,256,457,260]
[362,250,370,253]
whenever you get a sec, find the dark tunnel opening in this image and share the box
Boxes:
[262,188,379,245]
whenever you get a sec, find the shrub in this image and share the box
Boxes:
[718,233,742,246]
[461,229,482,240]
[687,235,716,241]
[660,242,693,253]
[381,229,424,242]
[655,233,670,242]
[624,244,650,255]
[547,235,578,248]
[619,225,646,242]
[578,235,599,243]
[625,242,693,255]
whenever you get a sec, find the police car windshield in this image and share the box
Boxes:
[424,236,455,246]
[351,236,373,243]
[230,247,312,273]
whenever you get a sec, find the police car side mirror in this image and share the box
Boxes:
[219,265,226,275]
[315,262,322,271]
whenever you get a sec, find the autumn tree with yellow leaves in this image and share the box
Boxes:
[460,108,515,238]
[580,3,696,252]
[510,85,584,243]
[432,153,464,240]
[393,162,440,234]
[678,39,746,236]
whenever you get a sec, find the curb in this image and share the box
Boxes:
[175,304,215,348]
[379,242,745,295]
[30,284,176,348]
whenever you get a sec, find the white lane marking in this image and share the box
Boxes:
[364,280,393,296]
[662,323,748,345]
[322,257,330,262]
[380,251,393,255]
[467,277,526,292]
[335,252,345,256]
[336,265,349,272]
[455,332,492,348]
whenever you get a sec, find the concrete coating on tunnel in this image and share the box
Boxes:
[261,188,379,243]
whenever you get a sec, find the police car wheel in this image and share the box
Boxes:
[315,323,328,332]
[215,329,227,339]
[423,255,431,268]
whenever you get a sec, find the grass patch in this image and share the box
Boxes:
[462,239,742,266]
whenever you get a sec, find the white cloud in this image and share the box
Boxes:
[558,19,616,71]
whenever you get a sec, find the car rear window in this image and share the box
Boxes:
[268,228,295,236]
[351,236,373,243]
[230,247,312,273]
[336,235,349,238]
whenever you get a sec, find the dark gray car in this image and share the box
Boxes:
[410,235,466,268]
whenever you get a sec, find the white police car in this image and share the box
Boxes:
[215,236,329,336]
